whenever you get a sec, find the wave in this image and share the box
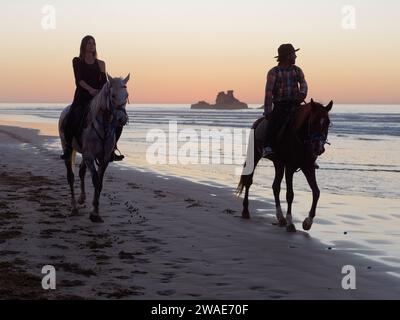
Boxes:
[1,106,400,137]
[321,167,400,173]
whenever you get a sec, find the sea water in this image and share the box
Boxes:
[1,103,399,271]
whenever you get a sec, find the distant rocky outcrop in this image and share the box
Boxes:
[191,90,248,110]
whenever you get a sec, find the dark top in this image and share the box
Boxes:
[72,57,107,106]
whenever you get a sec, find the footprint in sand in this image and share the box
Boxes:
[127,183,141,190]
[124,201,140,214]
[185,198,202,208]
[60,279,85,288]
[98,287,145,299]
[57,262,96,277]
[131,270,148,275]
[0,251,19,258]
[187,293,202,298]
[157,289,176,296]
[153,190,166,199]
[223,209,236,215]
[0,229,22,243]
[118,251,149,264]
[216,283,229,287]
[85,240,113,250]
[269,289,291,299]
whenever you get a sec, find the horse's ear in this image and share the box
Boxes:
[326,100,333,112]
[123,73,131,84]
[310,98,318,110]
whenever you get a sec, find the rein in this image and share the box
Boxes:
[294,104,330,147]
[303,116,330,147]
[91,83,128,166]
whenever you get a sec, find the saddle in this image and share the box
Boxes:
[276,109,297,143]
[255,111,296,147]
[62,107,89,149]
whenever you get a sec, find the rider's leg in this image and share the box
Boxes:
[61,105,78,159]
[61,103,85,159]
[263,101,296,157]
[263,103,286,156]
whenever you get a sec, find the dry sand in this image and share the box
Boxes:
[0,123,399,299]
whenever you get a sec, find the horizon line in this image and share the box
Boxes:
[0,101,400,106]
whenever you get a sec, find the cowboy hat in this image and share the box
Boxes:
[275,44,300,58]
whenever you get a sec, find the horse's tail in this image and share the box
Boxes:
[236,119,262,196]
[58,106,70,149]
[236,174,252,197]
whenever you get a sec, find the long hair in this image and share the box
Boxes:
[79,35,98,60]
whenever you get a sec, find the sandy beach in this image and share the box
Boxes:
[1,122,400,300]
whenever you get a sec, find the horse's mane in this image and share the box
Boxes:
[87,82,109,122]
[293,102,326,131]
[293,103,312,131]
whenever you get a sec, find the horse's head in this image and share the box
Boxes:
[306,99,333,156]
[106,73,131,126]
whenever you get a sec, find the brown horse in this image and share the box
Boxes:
[236,99,333,232]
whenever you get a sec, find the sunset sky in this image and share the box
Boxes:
[0,0,399,104]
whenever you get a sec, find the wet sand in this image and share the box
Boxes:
[1,124,400,299]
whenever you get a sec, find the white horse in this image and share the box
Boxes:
[59,73,130,223]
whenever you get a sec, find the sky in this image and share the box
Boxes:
[0,0,399,104]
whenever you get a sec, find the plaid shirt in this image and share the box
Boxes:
[264,65,308,115]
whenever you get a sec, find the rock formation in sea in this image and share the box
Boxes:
[191,90,248,110]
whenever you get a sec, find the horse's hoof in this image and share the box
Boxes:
[303,218,313,231]
[70,208,79,216]
[286,224,297,233]
[90,214,104,223]
[242,210,250,219]
[278,218,287,227]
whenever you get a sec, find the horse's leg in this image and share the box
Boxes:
[302,166,320,231]
[84,158,103,223]
[91,162,109,221]
[285,166,296,232]
[272,161,286,227]
[241,172,254,219]
[78,161,86,205]
[97,162,109,194]
[238,142,261,219]
[65,159,78,215]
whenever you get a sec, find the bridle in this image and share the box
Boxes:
[303,113,331,148]
[106,83,129,112]
[106,82,129,123]
[92,82,129,142]
[90,82,129,166]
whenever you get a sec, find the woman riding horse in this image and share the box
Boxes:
[60,35,124,162]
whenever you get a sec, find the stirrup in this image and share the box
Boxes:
[110,148,125,162]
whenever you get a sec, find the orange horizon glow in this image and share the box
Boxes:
[1,0,399,105]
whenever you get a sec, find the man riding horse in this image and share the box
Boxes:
[262,44,308,158]
[236,43,333,231]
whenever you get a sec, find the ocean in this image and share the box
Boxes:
[1,103,399,272]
